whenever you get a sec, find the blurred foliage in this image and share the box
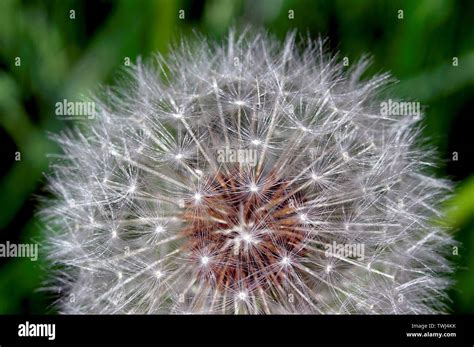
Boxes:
[0,0,473,313]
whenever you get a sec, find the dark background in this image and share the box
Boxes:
[0,0,473,314]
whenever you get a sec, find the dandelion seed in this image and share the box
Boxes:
[238,292,247,301]
[249,184,259,193]
[193,193,202,202]
[251,139,262,146]
[200,256,210,265]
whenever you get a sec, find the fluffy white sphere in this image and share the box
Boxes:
[41,30,454,314]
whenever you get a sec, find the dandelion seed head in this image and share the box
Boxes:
[41,29,455,314]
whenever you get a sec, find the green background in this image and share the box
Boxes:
[0,0,473,314]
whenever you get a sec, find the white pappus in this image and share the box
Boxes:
[40,30,455,314]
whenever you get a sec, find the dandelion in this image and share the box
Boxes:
[41,30,454,314]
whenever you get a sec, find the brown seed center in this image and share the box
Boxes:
[180,169,307,292]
